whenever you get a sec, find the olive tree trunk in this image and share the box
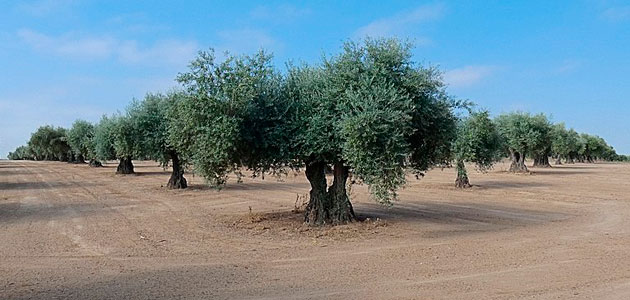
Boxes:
[555,156,563,165]
[509,149,528,173]
[116,156,135,174]
[533,155,551,168]
[455,160,471,188]
[326,163,356,223]
[167,151,187,189]
[304,161,356,225]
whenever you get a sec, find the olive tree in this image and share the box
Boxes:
[27,125,71,161]
[452,110,502,188]
[284,39,458,224]
[129,92,188,188]
[530,114,553,168]
[8,145,33,160]
[551,123,580,165]
[67,119,101,166]
[170,49,286,187]
[495,112,549,173]
[94,114,139,174]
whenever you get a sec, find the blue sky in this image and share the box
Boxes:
[1,0,629,156]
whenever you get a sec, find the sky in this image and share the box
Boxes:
[1,0,629,156]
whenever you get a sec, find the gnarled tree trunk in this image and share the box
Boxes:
[455,160,471,188]
[304,161,330,225]
[304,161,356,225]
[533,155,551,168]
[326,163,356,223]
[167,151,187,189]
[554,156,563,165]
[116,156,134,174]
[509,149,528,173]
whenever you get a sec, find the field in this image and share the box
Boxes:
[2,160,630,299]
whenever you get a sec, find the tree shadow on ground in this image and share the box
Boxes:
[470,180,552,190]
[0,181,97,190]
[134,171,170,176]
[0,170,34,176]
[358,202,569,226]
[4,264,253,300]
[186,181,309,192]
[355,201,568,238]
[529,170,590,176]
[0,201,109,225]
[230,199,568,241]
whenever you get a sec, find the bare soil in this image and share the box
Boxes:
[2,160,630,299]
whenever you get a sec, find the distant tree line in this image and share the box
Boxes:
[7,38,628,225]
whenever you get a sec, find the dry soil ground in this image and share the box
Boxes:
[2,160,630,299]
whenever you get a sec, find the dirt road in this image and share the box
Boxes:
[2,160,630,299]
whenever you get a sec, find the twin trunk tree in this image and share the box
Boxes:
[533,155,551,168]
[304,161,356,225]
[533,147,552,168]
[509,149,529,173]
[116,156,135,174]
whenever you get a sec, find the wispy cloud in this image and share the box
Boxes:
[602,6,630,21]
[443,65,497,88]
[355,3,445,38]
[17,29,198,67]
[553,60,582,74]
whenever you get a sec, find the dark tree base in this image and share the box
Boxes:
[116,157,135,174]
[166,151,187,189]
[455,174,471,188]
[509,161,529,173]
[304,161,356,225]
[89,159,103,167]
[533,155,552,168]
[167,172,187,189]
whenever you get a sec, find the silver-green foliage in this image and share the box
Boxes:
[454,110,502,172]
[286,38,458,204]
[171,50,285,186]
[67,120,95,161]
[94,114,139,161]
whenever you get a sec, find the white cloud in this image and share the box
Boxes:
[602,6,630,21]
[443,65,497,88]
[355,3,445,38]
[17,29,198,67]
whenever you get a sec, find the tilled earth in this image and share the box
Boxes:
[1,160,630,299]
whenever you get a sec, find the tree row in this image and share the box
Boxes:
[8,38,627,224]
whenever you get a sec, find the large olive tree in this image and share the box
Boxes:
[284,39,458,224]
